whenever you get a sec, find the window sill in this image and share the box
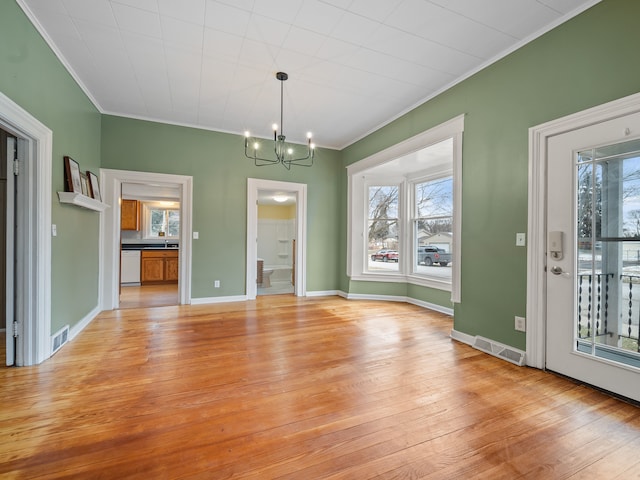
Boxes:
[351,272,452,292]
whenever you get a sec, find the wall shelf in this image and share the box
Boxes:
[57,192,109,212]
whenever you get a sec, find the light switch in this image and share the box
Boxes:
[516,233,526,246]
[51,224,57,236]
[193,231,199,239]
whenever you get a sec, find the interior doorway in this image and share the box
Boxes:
[1,128,15,365]
[246,179,307,299]
[100,169,193,311]
[256,190,297,296]
[118,182,181,309]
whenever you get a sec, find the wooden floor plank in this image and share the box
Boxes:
[0,296,638,479]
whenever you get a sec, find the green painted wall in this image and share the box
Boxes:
[340,0,640,349]
[0,1,102,333]
[100,116,342,297]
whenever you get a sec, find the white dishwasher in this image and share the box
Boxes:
[121,250,141,284]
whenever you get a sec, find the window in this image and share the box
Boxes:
[368,185,400,272]
[412,176,453,280]
[143,202,180,239]
[347,115,463,302]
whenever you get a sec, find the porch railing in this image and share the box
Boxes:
[577,273,640,353]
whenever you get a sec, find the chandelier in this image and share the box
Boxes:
[244,72,315,169]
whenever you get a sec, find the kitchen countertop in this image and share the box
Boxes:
[122,243,179,250]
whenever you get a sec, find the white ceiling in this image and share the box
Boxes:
[19,0,598,150]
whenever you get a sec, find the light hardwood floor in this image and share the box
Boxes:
[1,296,639,479]
[119,283,179,309]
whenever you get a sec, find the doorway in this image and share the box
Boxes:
[256,190,296,296]
[1,128,15,365]
[101,169,193,310]
[118,183,181,309]
[529,92,640,403]
[0,92,52,367]
[246,179,307,299]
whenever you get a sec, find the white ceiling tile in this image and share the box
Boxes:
[347,0,403,22]
[293,0,345,36]
[204,1,251,35]
[252,0,304,24]
[282,26,327,57]
[160,16,204,51]
[538,0,597,14]
[158,0,206,25]
[23,0,67,16]
[110,0,159,13]
[203,28,244,61]
[314,36,361,61]
[430,0,558,38]
[329,11,380,46]
[214,0,254,13]
[62,0,118,27]
[237,38,279,70]
[29,10,82,41]
[111,2,161,37]
[245,15,291,48]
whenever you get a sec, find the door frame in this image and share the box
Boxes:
[0,91,53,366]
[246,178,307,299]
[100,169,193,309]
[527,91,640,369]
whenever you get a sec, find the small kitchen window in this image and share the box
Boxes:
[142,202,180,239]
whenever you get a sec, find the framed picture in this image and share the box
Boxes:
[80,173,90,196]
[63,156,82,193]
[87,171,102,202]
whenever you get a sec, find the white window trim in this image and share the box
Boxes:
[141,203,180,240]
[347,114,464,302]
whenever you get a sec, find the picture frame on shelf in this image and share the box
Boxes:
[63,156,82,193]
[80,173,89,196]
[87,170,102,202]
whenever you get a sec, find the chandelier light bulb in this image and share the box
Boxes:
[244,130,250,138]
[287,148,293,155]
[310,143,316,150]
[272,123,278,131]
[253,142,260,150]
[306,132,313,139]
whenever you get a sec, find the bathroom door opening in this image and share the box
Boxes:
[246,179,307,299]
[256,190,297,296]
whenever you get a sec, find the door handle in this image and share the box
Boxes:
[550,265,569,277]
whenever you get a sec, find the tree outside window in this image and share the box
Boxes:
[368,185,399,271]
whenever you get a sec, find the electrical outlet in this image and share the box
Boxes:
[515,316,526,332]
[214,280,220,288]
[516,232,526,246]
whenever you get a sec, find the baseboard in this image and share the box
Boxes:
[69,305,101,342]
[450,328,475,346]
[191,295,248,305]
[305,290,342,297]
[406,297,453,316]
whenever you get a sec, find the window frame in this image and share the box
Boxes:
[347,115,463,302]
[364,179,403,275]
[142,202,181,240]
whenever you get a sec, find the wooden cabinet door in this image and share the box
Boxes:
[141,257,164,283]
[121,199,139,230]
[165,257,179,282]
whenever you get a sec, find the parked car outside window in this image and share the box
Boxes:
[371,249,399,262]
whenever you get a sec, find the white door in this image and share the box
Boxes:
[5,135,15,366]
[546,112,640,402]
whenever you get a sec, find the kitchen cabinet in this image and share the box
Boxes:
[141,249,179,284]
[121,199,140,230]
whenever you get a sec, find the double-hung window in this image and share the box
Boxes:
[411,175,453,279]
[368,184,400,272]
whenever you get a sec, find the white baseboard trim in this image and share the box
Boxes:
[406,297,453,316]
[343,293,454,316]
[69,305,101,342]
[450,328,475,346]
[191,295,248,305]
[306,290,342,297]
